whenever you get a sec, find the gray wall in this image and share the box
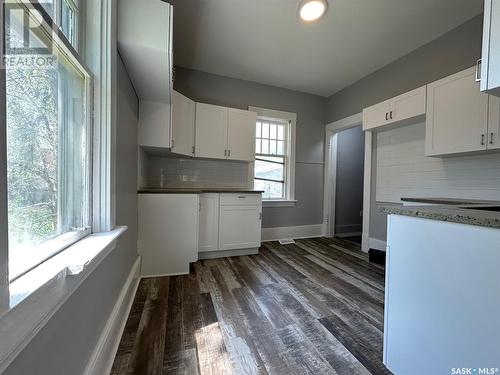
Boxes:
[326,14,483,241]
[174,67,326,228]
[335,126,364,235]
[4,55,139,375]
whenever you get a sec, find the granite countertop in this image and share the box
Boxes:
[138,188,264,194]
[401,197,500,206]
[380,198,500,229]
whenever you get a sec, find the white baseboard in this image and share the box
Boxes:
[198,247,259,260]
[262,224,325,242]
[83,256,141,375]
[336,231,362,238]
[369,238,387,252]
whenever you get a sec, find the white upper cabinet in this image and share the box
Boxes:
[118,0,173,149]
[171,90,195,156]
[480,0,500,97]
[487,95,500,150]
[363,101,392,130]
[426,67,490,156]
[138,101,172,148]
[195,103,228,159]
[227,108,257,162]
[363,86,426,130]
[195,103,257,161]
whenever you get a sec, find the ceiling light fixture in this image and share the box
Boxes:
[298,0,328,22]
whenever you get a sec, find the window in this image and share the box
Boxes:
[40,0,79,48]
[252,107,296,203]
[255,119,289,199]
[5,0,91,280]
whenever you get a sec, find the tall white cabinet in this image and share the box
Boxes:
[195,103,257,161]
[426,67,500,156]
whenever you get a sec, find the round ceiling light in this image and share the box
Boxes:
[298,0,328,22]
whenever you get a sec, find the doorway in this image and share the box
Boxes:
[323,113,373,252]
[332,126,365,244]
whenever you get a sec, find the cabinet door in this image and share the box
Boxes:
[391,86,426,123]
[487,95,500,149]
[481,0,500,96]
[219,206,262,250]
[426,67,489,156]
[198,193,220,253]
[138,194,199,277]
[171,90,195,156]
[227,108,257,161]
[362,101,391,130]
[195,103,228,159]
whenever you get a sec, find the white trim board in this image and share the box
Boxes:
[261,224,325,242]
[83,256,141,375]
[323,112,373,254]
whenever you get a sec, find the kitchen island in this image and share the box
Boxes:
[380,200,500,375]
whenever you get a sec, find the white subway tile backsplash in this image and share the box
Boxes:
[144,156,252,189]
[376,122,500,203]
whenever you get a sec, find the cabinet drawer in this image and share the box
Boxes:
[220,193,262,206]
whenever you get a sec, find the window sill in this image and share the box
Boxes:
[0,226,127,373]
[263,200,298,208]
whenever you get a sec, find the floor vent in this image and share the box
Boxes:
[279,239,296,245]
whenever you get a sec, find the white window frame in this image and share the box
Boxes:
[249,106,297,207]
[4,0,93,282]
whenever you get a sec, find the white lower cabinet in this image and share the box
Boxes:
[198,193,220,253]
[219,205,262,250]
[138,192,262,276]
[198,193,262,256]
[138,194,199,277]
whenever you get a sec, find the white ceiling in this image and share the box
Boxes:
[171,0,483,97]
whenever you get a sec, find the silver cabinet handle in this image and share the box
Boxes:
[475,59,482,82]
[192,146,195,155]
[385,112,388,121]
[259,213,262,220]
[481,134,486,146]
[390,111,393,120]
[228,150,231,157]
[171,139,175,149]
[224,149,227,157]
[491,132,495,145]
[238,196,246,199]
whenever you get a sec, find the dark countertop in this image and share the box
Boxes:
[401,197,500,206]
[380,199,500,229]
[138,188,264,194]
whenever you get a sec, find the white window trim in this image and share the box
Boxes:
[0,0,121,368]
[249,106,296,207]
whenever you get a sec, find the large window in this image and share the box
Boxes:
[40,0,79,48]
[5,0,91,280]
[254,118,291,200]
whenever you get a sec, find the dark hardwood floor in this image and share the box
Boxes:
[111,237,391,375]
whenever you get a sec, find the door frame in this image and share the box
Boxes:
[323,112,373,252]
